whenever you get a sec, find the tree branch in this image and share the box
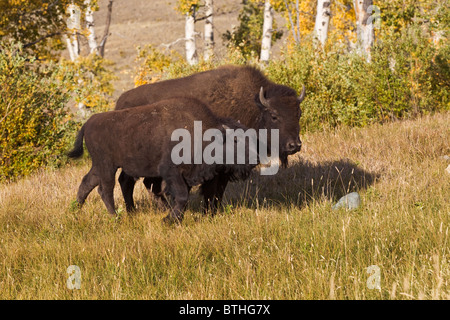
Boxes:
[98,0,113,57]
[159,37,188,49]
[159,32,201,50]
[22,32,62,49]
[194,13,212,22]
[284,0,299,44]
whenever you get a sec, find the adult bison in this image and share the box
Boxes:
[115,65,305,212]
[68,97,257,224]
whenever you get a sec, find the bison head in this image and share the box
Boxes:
[255,84,305,167]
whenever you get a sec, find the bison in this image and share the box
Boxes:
[115,65,305,212]
[68,97,258,223]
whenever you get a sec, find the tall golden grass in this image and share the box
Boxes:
[0,112,449,299]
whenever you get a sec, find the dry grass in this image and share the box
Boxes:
[0,112,449,299]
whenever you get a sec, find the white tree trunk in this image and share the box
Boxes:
[260,0,273,63]
[204,0,214,60]
[84,0,98,54]
[65,33,80,62]
[66,3,86,117]
[354,0,374,62]
[185,10,198,65]
[313,0,331,48]
[66,3,81,61]
[63,35,76,61]
[71,35,80,59]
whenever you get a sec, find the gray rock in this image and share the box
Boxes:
[332,192,361,210]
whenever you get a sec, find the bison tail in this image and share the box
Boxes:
[67,125,86,159]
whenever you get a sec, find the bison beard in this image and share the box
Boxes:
[280,153,289,168]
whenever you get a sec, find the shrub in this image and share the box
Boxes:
[135,25,449,134]
[0,42,79,181]
[134,45,259,87]
[134,45,182,86]
[266,25,449,132]
[61,53,117,116]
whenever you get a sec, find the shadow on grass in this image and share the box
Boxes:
[220,158,380,210]
[131,158,380,214]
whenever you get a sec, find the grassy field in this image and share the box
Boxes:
[0,112,449,299]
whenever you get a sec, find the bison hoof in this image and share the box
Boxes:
[125,205,136,213]
[69,200,82,212]
[162,214,182,226]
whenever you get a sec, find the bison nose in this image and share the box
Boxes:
[286,139,302,153]
[286,141,302,153]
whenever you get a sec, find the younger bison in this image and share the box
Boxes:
[68,97,257,223]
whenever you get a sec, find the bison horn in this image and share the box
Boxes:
[297,85,306,103]
[259,87,270,109]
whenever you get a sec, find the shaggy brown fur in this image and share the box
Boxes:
[115,65,305,212]
[116,65,303,158]
[68,97,256,224]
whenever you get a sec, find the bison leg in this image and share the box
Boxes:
[201,178,218,213]
[214,174,230,210]
[143,177,169,208]
[97,170,117,215]
[76,168,101,207]
[161,171,189,225]
[201,173,230,215]
[118,171,137,212]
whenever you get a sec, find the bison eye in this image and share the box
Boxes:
[271,115,278,121]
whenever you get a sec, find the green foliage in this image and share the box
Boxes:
[266,25,449,132]
[175,0,203,14]
[378,0,449,33]
[61,53,117,114]
[136,2,449,134]
[222,0,283,58]
[0,42,79,181]
[134,45,182,86]
[0,0,88,59]
[136,22,448,134]
[368,26,449,120]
